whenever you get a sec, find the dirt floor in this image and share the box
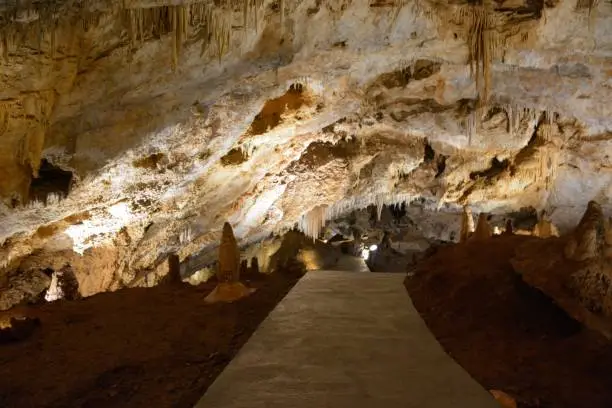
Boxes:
[405,235,612,408]
[0,270,302,408]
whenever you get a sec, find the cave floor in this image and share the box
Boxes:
[194,270,497,408]
[328,254,371,272]
[406,235,612,408]
[0,271,301,408]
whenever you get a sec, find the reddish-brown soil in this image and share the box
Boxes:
[405,235,612,408]
[0,271,301,408]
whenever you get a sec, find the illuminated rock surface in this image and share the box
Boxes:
[0,0,611,303]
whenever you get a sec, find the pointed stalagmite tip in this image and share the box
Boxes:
[222,221,234,237]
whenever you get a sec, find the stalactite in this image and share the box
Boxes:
[467,107,477,145]
[1,0,268,67]
[323,192,414,223]
[299,205,327,241]
[280,0,285,39]
[455,3,504,106]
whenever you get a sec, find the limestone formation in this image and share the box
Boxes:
[57,264,81,301]
[459,206,474,243]
[160,252,182,285]
[512,201,612,339]
[205,222,254,303]
[564,201,606,261]
[0,0,612,301]
[0,269,50,309]
[217,222,240,284]
[470,213,492,241]
[533,212,559,239]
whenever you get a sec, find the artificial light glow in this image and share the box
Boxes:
[361,249,370,259]
[369,244,378,251]
[493,226,502,235]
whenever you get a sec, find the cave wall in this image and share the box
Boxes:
[0,0,611,302]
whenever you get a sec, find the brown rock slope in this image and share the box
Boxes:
[405,235,612,408]
[512,201,612,339]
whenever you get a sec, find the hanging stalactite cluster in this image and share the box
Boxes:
[455,2,504,107]
[0,0,268,68]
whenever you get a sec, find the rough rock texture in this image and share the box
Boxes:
[533,215,560,238]
[0,269,50,310]
[1,0,612,298]
[512,201,612,339]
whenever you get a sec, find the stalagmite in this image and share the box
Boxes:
[564,201,606,261]
[205,222,254,303]
[470,213,492,241]
[161,252,182,284]
[58,264,81,301]
[460,206,474,243]
[533,212,559,239]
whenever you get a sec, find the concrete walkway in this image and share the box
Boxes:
[195,271,497,408]
[329,254,370,272]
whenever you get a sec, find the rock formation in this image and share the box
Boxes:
[45,263,81,302]
[58,264,81,301]
[160,252,182,285]
[0,0,611,300]
[205,222,253,303]
[470,213,492,241]
[460,206,474,243]
[533,212,560,238]
[564,201,606,261]
[512,201,612,339]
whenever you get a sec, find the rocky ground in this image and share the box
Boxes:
[0,269,302,408]
[406,235,612,408]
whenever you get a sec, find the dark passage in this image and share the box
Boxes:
[29,159,73,204]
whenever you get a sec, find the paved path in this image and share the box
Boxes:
[329,254,370,272]
[195,271,497,408]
